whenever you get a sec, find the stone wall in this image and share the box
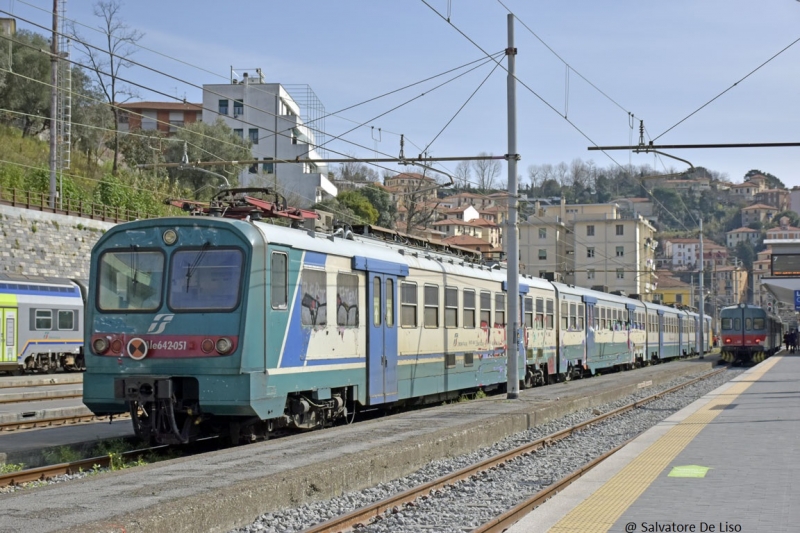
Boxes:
[0,205,116,280]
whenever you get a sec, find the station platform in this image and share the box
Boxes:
[509,352,799,533]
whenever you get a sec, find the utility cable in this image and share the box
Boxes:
[653,35,800,142]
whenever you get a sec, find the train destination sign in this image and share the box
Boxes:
[771,254,800,277]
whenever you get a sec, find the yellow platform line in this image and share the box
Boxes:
[549,356,781,533]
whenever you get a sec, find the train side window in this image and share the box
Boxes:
[745,318,752,331]
[445,287,458,328]
[561,301,569,330]
[577,304,584,330]
[480,291,491,328]
[545,299,554,329]
[34,309,52,330]
[372,277,381,327]
[593,307,600,330]
[569,302,577,330]
[271,252,288,309]
[337,273,359,327]
[535,298,544,330]
[424,284,439,328]
[753,318,765,330]
[300,269,327,327]
[463,289,476,328]
[524,297,533,328]
[495,293,506,327]
[385,279,394,327]
[401,282,418,327]
[57,310,74,330]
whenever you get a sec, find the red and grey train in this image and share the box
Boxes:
[719,304,783,365]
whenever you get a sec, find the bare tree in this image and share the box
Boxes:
[70,0,143,175]
[335,157,379,182]
[454,160,471,190]
[472,152,501,191]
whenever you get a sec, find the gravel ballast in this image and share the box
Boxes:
[232,368,744,533]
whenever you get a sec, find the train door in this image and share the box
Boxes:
[583,296,597,366]
[1,308,17,364]
[366,273,398,405]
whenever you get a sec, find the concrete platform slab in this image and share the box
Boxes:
[509,353,798,533]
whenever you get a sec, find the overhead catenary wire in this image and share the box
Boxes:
[6,3,674,269]
[653,35,800,142]
[419,0,697,234]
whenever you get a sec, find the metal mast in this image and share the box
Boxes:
[506,14,520,399]
[48,0,58,208]
[699,217,705,358]
[56,0,71,209]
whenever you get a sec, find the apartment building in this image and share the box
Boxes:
[118,101,203,135]
[754,188,790,212]
[741,203,778,226]
[726,227,761,248]
[519,200,657,297]
[202,71,335,205]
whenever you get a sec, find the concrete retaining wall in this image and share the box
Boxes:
[0,205,114,279]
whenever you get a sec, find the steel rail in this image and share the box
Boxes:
[0,413,128,432]
[0,444,164,487]
[0,392,82,405]
[299,368,726,533]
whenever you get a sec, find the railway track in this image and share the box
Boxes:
[298,368,726,533]
[0,412,127,433]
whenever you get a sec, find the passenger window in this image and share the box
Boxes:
[385,279,394,327]
[57,310,74,330]
[35,309,52,330]
[535,298,544,330]
[401,282,418,327]
[463,289,476,328]
[480,291,491,328]
[545,299,554,329]
[445,287,458,328]
[524,297,533,329]
[561,301,569,330]
[495,293,506,327]
[300,269,327,327]
[336,273,359,327]
[373,277,381,327]
[271,252,288,309]
[424,285,439,328]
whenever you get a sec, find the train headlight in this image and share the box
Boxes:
[93,337,110,354]
[162,229,178,246]
[215,337,233,354]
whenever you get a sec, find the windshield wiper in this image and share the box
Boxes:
[185,241,210,292]
[130,244,139,286]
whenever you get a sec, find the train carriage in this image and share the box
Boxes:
[0,275,85,374]
[719,304,782,365]
[82,190,724,445]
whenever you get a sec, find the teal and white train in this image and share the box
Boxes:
[82,198,712,444]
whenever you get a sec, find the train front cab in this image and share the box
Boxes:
[719,304,770,365]
[83,218,278,444]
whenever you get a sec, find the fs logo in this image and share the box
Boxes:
[147,314,174,334]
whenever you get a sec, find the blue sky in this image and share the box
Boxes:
[7,0,800,188]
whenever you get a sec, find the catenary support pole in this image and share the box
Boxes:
[49,0,58,209]
[506,13,520,399]
[699,217,705,358]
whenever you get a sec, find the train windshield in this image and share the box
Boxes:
[168,248,243,311]
[97,250,165,311]
[753,318,765,330]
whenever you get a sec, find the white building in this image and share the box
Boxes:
[202,71,336,206]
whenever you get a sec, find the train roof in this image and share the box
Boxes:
[0,274,77,286]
